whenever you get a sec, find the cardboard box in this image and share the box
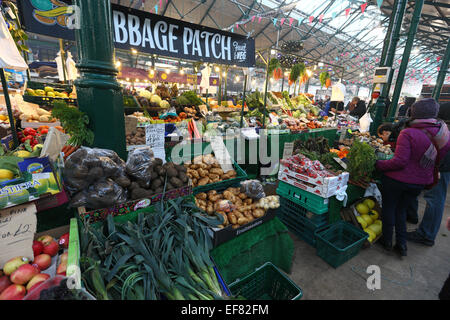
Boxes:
[0,157,63,210]
[278,165,349,198]
[207,209,277,247]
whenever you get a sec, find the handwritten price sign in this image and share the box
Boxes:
[0,203,37,266]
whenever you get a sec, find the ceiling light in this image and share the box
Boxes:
[215,66,220,72]
[222,72,227,77]
[360,72,364,77]
[306,70,313,77]
[318,62,324,67]
[179,68,185,75]
[235,76,240,82]
[115,60,121,68]
[131,48,138,55]
[165,68,171,74]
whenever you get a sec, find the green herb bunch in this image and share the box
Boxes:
[289,63,306,82]
[346,141,376,183]
[51,100,94,146]
[319,72,330,87]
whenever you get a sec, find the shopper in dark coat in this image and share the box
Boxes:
[346,97,366,119]
[376,98,450,257]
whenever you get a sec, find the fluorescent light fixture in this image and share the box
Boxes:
[318,62,324,67]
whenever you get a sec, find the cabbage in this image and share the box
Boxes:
[139,90,152,99]
[160,100,170,109]
[150,95,162,105]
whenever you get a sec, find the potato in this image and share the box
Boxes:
[232,224,240,229]
[208,173,219,181]
[217,212,228,225]
[198,168,209,178]
[207,204,214,215]
[237,217,249,225]
[223,191,235,202]
[188,169,199,179]
[192,178,198,185]
[170,177,183,188]
[238,193,247,200]
[252,208,265,218]
[196,193,207,200]
[197,177,210,186]
[244,198,253,205]
[227,212,237,225]
[210,168,224,176]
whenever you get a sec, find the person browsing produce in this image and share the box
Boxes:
[377,123,397,150]
[375,98,450,257]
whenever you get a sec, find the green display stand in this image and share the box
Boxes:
[328,184,367,224]
[211,218,294,286]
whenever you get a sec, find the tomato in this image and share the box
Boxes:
[25,135,33,141]
[23,128,36,136]
[21,137,26,143]
[40,129,48,135]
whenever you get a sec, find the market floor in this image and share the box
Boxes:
[287,191,450,300]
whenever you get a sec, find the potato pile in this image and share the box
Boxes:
[185,154,237,187]
[128,159,189,200]
[352,131,393,154]
[126,127,146,145]
[195,187,267,229]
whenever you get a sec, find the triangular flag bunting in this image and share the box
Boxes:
[298,17,304,25]
[345,8,351,16]
[289,18,294,26]
[426,57,430,62]
[309,16,314,24]
[155,5,158,14]
[319,14,324,23]
[273,18,277,26]
[280,18,285,26]
[361,3,368,14]
[258,17,262,23]
[236,24,239,29]
[437,56,441,62]
[251,16,255,23]
[332,12,337,19]
[231,28,234,32]
[159,0,162,7]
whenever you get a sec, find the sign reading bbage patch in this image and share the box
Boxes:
[0,203,37,266]
[17,0,255,67]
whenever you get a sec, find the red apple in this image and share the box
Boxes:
[32,254,52,271]
[0,275,12,294]
[59,252,68,264]
[56,262,67,276]
[26,273,50,292]
[37,235,53,246]
[10,264,39,285]
[2,256,30,276]
[42,240,59,257]
[32,241,44,257]
[0,284,26,300]
[58,233,70,249]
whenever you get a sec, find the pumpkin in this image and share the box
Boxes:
[273,68,283,80]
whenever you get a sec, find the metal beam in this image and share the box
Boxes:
[198,0,216,25]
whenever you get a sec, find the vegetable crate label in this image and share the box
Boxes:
[81,184,192,223]
[0,172,60,210]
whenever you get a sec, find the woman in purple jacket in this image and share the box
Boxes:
[376,98,450,257]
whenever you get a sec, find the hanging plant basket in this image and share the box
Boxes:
[277,53,304,69]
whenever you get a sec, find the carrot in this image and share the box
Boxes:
[61,145,70,153]
[64,145,78,159]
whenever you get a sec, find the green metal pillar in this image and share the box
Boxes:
[370,0,408,135]
[262,51,271,129]
[432,36,450,101]
[388,0,424,121]
[240,74,248,128]
[0,69,19,149]
[73,0,126,159]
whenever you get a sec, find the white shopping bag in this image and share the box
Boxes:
[359,112,373,133]
[364,183,382,204]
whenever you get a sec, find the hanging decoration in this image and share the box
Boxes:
[309,16,314,24]
[345,8,351,16]
[280,40,304,53]
[277,53,303,68]
[267,58,281,77]
[361,3,368,14]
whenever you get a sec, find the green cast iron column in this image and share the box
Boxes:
[432,36,450,101]
[388,0,424,121]
[73,0,126,159]
[370,0,408,135]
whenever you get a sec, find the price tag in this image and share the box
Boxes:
[210,136,233,172]
[283,142,294,159]
[145,123,166,162]
[0,203,37,266]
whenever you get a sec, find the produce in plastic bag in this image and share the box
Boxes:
[240,180,266,199]
[125,147,155,189]
[63,147,128,194]
[69,178,128,209]
[23,276,95,300]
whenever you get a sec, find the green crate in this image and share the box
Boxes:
[314,221,368,268]
[228,262,303,300]
[168,142,248,193]
[277,196,328,247]
[26,81,73,93]
[276,181,329,214]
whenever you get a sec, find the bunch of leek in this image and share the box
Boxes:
[79,197,226,300]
